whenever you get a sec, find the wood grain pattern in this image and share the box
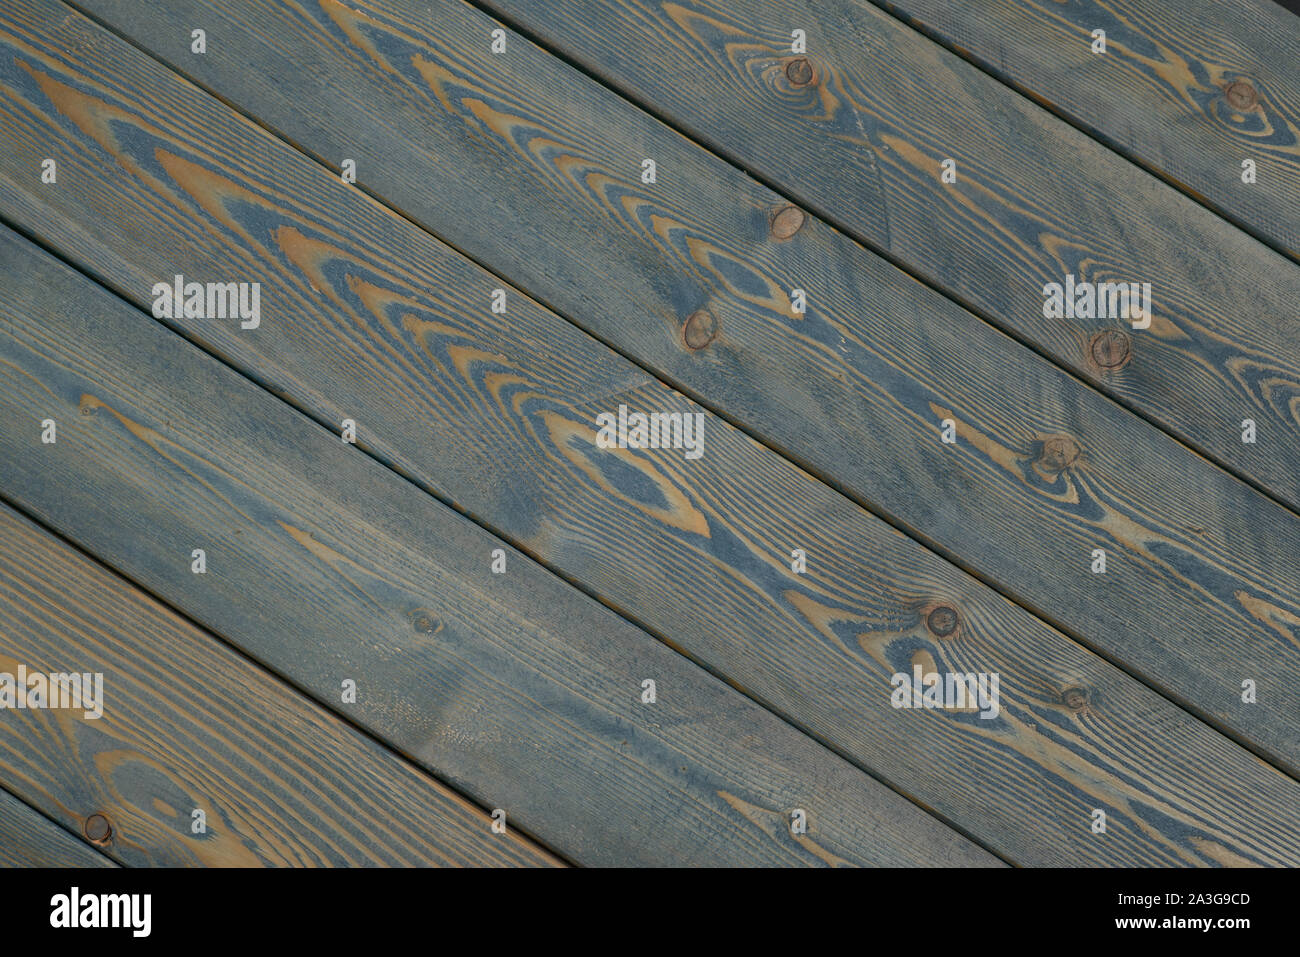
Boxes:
[0,227,996,868]
[445,0,1300,511]
[0,13,1298,866]
[12,0,1300,775]
[0,786,115,867]
[0,503,561,867]
[869,0,1300,259]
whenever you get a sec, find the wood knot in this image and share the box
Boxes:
[1061,687,1090,712]
[770,205,806,240]
[1088,329,1130,370]
[1036,435,1080,473]
[410,609,442,635]
[785,57,814,87]
[925,605,960,638]
[84,813,112,844]
[1224,79,1259,110]
[683,309,718,350]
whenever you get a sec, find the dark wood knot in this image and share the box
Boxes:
[683,309,718,350]
[84,813,112,844]
[1224,80,1259,110]
[785,57,814,87]
[411,609,442,634]
[770,205,806,240]
[1062,687,1090,712]
[1089,329,1131,370]
[1037,435,1081,473]
[926,605,960,638]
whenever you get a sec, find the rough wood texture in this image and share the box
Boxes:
[13,0,1300,775]
[868,0,1300,259]
[0,787,115,867]
[1,10,1299,866]
[0,227,996,868]
[445,0,1300,511]
[0,503,562,867]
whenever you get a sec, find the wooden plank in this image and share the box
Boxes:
[0,41,1296,872]
[0,787,115,867]
[863,0,1300,259]
[0,503,560,867]
[458,0,1300,510]
[0,228,997,869]
[17,0,1300,775]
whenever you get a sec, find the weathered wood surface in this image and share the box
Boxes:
[17,0,1300,775]
[0,787,115,868]
[442,0,1300,510]
[868,0,1300,259]
[0,503,562,867]
[2,10,1300,867]
[0,228,998,868]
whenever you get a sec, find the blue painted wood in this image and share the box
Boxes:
[0,788,115,868]
[866,0,1300,260]
[0,502,561,867]
[3,0,1300,865]
[0,225,996,868]
[477,0,1300,510]
[21,0,1300,779]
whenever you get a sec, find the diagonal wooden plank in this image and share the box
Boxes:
[0,227,998,869]
[1,10,1299,867]
[22,0,1300,775]
[451,0,1300,509]
[0,787,116,867]
[0,502,561,867]
[862,0,1300,260]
